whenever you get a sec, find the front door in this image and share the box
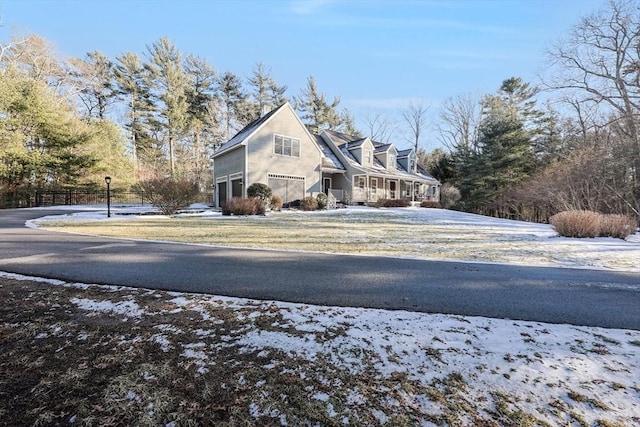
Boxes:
[389,181,397,199]
[323,177,332,194]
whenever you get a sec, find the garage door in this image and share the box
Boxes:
[268,174,305,204]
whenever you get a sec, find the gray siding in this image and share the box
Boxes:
[214,146,245,180]
[246,106,322,197]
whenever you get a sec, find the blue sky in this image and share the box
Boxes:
[1,0,607,148]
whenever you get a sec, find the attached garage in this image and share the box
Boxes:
[268,173,305,204]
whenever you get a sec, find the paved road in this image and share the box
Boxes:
[1,208,639,330]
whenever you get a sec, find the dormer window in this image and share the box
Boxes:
[364,149,372,165]
[388,154,396,169]
[410,159,416,172]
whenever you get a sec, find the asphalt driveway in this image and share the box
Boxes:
[1,208,639,330]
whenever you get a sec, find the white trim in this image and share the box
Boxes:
[229,172,243,180]
[216,175,228,183]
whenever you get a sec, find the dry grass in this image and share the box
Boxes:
[38,208,640,271]
[2,275,639,426]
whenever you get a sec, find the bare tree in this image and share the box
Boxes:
[401,100,430,152]
[546,0,640,208]
[435,93,481,154]
[361,110,397,142]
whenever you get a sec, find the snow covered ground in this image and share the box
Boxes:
[6,205,639,424]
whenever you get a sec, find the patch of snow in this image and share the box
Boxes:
[151,334,172,352]
[70,297,144,317]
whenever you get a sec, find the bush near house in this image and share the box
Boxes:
[374,199,411,208]
[247,183,272,203]
[271,195,283,211]
[301,196,318,211]
[440,183,461,209]
[420,200,442,208]
[316,193,328,210]
[222,197,265,216]
[549,210,637,239]
[137,178,200,215]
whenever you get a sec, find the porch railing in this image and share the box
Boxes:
[327,189,344,202]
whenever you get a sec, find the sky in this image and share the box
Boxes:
[0,0,608,148]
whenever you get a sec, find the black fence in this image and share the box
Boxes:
[0,190,214,209]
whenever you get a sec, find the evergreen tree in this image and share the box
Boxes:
[145,37,189,176]
[455,77,539,213]
[293,75,341,134]
[184,54,218,188]
[247,62,287,119]
[113,51,158,173]
[69,51,117,119]
[0,67,121,193]
[218,71,250,140]
[532,103,564,166]
[337,108,361,136]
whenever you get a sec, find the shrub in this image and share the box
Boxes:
[283,199,301,209]
[222,197,264,216]
[420,200,441,208]
[316,193,328,209]
[271,194,283,211]
[376,198,411,208]
[598,214,637,239]
[440,183,461,209]
[301,196,318,211]
[137,178,200,215]
[549,210,601,238]
[247,183,272,202]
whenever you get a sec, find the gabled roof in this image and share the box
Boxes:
[397,148,413,158]
[314,134,345,171]
[213,103,286,157]
[373,143,392,154]
[322,129,439,184]
[323,130,368,149]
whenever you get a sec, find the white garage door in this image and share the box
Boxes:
[268,174,305,204]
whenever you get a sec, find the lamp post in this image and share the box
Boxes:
[105,176,111,218]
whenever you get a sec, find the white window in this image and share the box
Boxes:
[410,159,416,172]
[371,178,378,193]
[388,154,396,169]
[363,149,372,165]
[358,177,365,189]
[274,134,301,158]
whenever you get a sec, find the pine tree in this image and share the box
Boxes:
[0,67,126,192]
[69,51,117,119]
[453,77,539,213]
[184,54,218,189]
[145,37,189,177]
[113,51,158,173]
[293,76,341,134]
[337,108,361,136]
[218,71,250,140]
[247,62,287,119]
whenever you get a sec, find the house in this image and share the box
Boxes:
[212,102,440,208]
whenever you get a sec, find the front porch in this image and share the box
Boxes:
[329,175,438,205]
